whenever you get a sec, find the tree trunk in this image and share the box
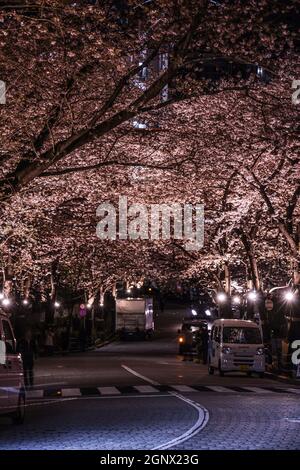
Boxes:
[224,261,231,295]
[237,228,261,291]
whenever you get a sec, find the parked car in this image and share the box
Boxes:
[208,319,265,377]
[0,309,25,423]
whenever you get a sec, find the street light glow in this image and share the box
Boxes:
[2,298,10,306]
[0,292,4,300]
[248,291,257,301]
[217,292,227,303]
[232,295,241,304]
[285,291,294,302]
[191,309,197,316]
[23,299,29,305]
[54,301,61,308]
[205,309,212,316]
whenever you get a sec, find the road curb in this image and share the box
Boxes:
[265,371,300,386]
[94,335,116,349]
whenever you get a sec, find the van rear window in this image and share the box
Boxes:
[223,327,262,344]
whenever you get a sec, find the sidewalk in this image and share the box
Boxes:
[265,368,300,386]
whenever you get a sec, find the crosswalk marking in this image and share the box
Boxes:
[133,385,159,393]
[61,388,81,397]
[171,385,197,393]
[98,386,121,395]
[242,386,274,394]
[26,384,299,400]
[26,390,44,399]
[206,386,233,393]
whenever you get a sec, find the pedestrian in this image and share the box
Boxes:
[17,329,37,389]
[79,326,87,352]
[45,328,54,356]
[201,325,209,365]
[195,329,203,363]
[183,328,194,361]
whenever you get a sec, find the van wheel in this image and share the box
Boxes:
[208,364,214,375]
[218,361,224,377]
[11,393,25,425]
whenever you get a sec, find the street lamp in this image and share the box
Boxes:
[22,299,29,306]
[232,295,241,305]
[205,309,212,317]
[2,298,10,307]
[285,291,294,302]
[191,309,197,316]
[216,292,227,303]
[248,291,257,301]
[54,301,60,308]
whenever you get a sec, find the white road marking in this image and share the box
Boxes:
[287,388,300,394]
[243,387,274,394]
[171,385,197,393]
[206,386,233,393]
[26,390,44,399]
[98,386,121,395]
[134,385,158,393]
[61,388,81,397]
[284,417,300,423]
[152,392,209,450]
[121,365,160,386]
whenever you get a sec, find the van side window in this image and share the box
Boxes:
[2,320,15,354]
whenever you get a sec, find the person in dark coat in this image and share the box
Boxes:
[201,325,209,365]
[79,326,87,352]
[17,330,37,388]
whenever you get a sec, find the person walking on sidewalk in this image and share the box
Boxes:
[17,330,37,389]
[45,328,54,356]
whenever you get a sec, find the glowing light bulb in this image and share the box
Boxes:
[217,292,227,303]
[248,291,257,301]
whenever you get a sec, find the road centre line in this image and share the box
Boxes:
[121,365,160,386]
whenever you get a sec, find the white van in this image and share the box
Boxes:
[0,309,25,423]
[208,319,265,377]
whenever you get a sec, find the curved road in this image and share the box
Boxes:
[0,306,299,450]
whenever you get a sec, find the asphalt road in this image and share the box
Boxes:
[0,306,300,450]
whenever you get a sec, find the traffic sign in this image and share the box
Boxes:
[79,304,87,318]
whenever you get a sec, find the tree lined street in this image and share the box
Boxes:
[0,0,299,455]
[1,306,300,450]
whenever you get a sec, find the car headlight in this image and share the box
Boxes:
[222,346,232,354]
[256,347,264,355]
